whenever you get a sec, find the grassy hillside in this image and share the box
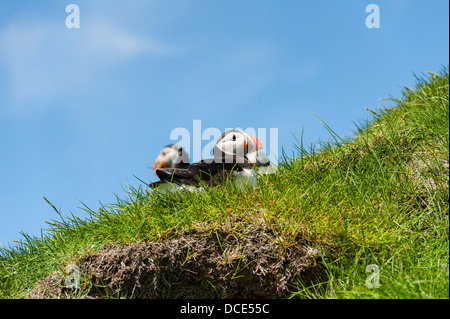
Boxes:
[1,68,448,299]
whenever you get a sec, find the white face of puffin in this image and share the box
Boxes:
[214,129,262,163]
[154,145,189,173]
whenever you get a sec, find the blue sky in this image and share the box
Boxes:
[0,0,448,247]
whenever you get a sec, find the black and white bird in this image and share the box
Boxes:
[153,144,190,174]
[150,129,262,192]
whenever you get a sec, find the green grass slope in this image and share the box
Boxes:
[1,68,448,299]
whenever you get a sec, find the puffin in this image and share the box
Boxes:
[150,129,262,191]
[153,144,190,174]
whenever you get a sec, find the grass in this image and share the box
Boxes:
[0,68,448,299]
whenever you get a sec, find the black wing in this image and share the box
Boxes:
[151,158,252,187]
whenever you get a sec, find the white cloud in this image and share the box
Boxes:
[0,18,173,109]
[80,19,172,58]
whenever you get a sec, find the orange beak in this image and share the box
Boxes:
[248,134,263,152]
[153,158,166,174]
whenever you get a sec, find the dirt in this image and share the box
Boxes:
[27,226,323,299]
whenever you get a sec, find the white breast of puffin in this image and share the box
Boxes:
[234,168,257,189]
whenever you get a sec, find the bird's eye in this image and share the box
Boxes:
[162,152,166,156]
[232,135,236,141]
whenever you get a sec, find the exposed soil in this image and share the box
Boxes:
[28,225,323,299]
